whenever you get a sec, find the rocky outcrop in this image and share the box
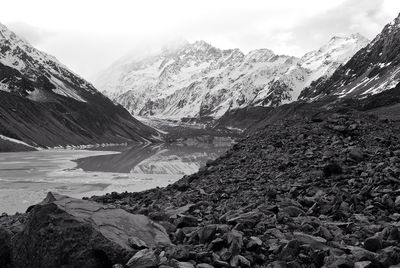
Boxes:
[11,193,171,268]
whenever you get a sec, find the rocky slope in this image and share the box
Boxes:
[95,35,368,121]
[299,13,400,101]
[0,22,159,150]
[83,108,396,268]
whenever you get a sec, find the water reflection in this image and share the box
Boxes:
[0,138,232,214]
[75,140,231,175]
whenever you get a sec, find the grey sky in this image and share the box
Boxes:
[1,0,399,81]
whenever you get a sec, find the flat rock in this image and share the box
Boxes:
[293,232,328,250]
[12,192,171,268]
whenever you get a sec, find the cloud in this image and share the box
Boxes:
[272,0,396,55]
[6,22,54,46]
[1,0,398,79]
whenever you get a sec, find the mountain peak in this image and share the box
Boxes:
[95,32,365,120]
[388,12,400,28]
[328,33,369,44]
[246,48,275,61]
[191,40,214,51]
[299,13,400,101]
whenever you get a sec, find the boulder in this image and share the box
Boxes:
[12,192,171,268]
[282,206,305,217]
[126,249,158,268]
[293,232,328,250]
[246,236,263,250]
[349,147,365,162]
[364,236,382,252]
[176,215,199,228]
[227,230,243,256]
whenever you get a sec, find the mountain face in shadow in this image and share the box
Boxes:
[0,23,159,150]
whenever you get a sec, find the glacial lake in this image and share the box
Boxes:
[0,139,232,214]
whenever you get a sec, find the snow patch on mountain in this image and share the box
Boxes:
[300,34,369,83]
[0,22,96,102]
[0,135,36,148]
[299,13,400,101]
[95,34,369,120]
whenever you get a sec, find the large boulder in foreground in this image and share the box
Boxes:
[12,192,171,268]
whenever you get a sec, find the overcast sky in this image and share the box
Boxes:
[1,0,399,80]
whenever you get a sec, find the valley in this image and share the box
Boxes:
[1,6,400,268]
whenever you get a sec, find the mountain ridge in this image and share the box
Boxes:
[95,34,369,121]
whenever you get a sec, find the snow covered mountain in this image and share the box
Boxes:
[299,33,369,84]
[0,22,159,149]
[95,35,368,120]
[299,14,400,101]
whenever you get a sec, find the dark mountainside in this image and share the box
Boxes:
[0,23,159,150]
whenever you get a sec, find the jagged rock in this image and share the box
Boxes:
[165,204,195,219]
[346,245,378,262]
[227,230,243,256]
[198,225,218,243]
[208,238,225,251]
[230,255,250,267]
[12,193,171,268]
[280,240,301,261]
[293,232,328,250]
[376,246,400,266]
[126,249,158,268]
[128,236,148,249]
[167,245,192,261]
[176,215,199,228]
[246,236,263,250]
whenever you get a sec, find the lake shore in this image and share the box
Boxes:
[2,111,400,267]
